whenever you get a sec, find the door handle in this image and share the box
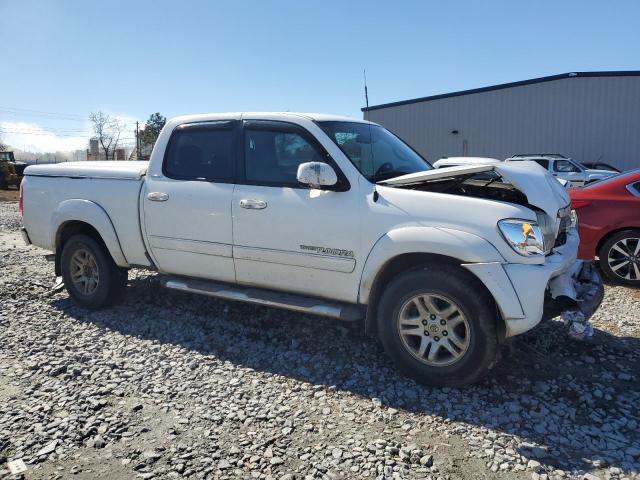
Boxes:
[239,199,267,210]
[147,192,169,202]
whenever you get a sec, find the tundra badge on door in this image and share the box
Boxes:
[300,245,354,257]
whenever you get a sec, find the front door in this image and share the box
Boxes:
[143,120,238,282]
[232,120,361,302]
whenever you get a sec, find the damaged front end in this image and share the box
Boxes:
[542,260,605,340]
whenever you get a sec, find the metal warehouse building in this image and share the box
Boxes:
[362,71,640,171]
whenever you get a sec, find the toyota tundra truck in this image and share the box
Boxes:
[20,112,604,386]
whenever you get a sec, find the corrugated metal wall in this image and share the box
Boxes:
[364,76,640,171]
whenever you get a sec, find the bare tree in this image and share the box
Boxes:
[89,111,123,160]
[0,135,6,152]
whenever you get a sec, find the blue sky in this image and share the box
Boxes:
[1,0,639,152]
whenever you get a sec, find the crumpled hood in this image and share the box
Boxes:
[381,161,570,217]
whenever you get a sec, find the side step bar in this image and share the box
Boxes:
[161,276,364,322]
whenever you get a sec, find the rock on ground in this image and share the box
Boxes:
[0,200,639,479]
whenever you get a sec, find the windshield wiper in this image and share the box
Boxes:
[372,171,410,183]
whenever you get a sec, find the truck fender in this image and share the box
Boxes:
[358,226,505,305]
[51,199,128,267]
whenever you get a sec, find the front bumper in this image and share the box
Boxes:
[465,227,604,338]
[542,260,604,322]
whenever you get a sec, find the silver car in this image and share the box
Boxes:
[505,154,617,186]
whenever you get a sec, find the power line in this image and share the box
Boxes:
[0,105,86,119]
[0,111,87,122]
[0,107,139,126]
[0,129,137,142]
[0,129,91,138]
[0,126,91,134]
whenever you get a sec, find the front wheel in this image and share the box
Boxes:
[377,266,499,387]
[61,234,127,309]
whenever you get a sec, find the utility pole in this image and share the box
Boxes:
[136,121,140,160]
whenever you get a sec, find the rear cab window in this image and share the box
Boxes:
[163,121,237,182]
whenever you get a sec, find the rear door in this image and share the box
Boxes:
[142,120,238,282]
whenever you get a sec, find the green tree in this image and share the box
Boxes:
[139,112,166,149]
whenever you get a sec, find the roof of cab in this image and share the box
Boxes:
[168,112,375,125]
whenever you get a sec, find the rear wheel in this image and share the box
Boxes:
[61,234,127,309]
[377,266,499,387]
[598,230,640,286]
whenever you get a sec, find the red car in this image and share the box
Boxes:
[570,169,640,286]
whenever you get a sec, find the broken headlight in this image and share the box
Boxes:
[535,211,556,252]
[498,219,546,257]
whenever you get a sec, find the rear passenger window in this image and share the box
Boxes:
[244,126,326,186]
[164,122,235,181]
[533,159,550,170]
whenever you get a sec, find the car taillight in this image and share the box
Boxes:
[19,181,24,216]
[571,199,591,209]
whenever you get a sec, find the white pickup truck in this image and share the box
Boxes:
[20,112,603,386]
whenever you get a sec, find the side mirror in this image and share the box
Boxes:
[296,162,338,189]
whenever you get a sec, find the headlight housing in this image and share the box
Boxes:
[535,211,556,252]
[498,219,546,257]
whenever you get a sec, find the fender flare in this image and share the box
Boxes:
[358,226,505,304]
[51,199,128,267]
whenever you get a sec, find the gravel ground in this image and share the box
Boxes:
[1,201,639,480]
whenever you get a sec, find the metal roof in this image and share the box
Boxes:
[361,71,640,112]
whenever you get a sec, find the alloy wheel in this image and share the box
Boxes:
[397,293,470,366]
[70,248,100,295]
[607,237,640,281]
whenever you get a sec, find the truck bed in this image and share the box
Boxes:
[22,161,151,267]
[25,161,148,180]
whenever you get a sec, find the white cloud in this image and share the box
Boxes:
[0,121,89,153]
[0,114,140,153]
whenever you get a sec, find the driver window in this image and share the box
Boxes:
[554,160,579,173]
[244,128,324,186]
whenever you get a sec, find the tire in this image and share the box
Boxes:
[61,234,127,309]
[377,266,499,387]
[0,175,7,190]
[598,230,640,286]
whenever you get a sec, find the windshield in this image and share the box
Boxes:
[318,121,432,182]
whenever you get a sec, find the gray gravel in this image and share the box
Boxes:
[0,200,639,480]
